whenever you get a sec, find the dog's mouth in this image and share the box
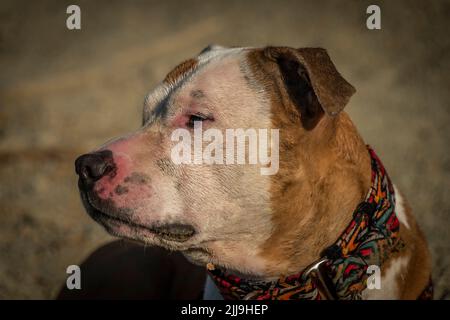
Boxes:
[79,191,196,243]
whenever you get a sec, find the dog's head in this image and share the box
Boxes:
[75,45,356,277]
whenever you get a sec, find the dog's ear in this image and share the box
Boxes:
[264,47,355,129]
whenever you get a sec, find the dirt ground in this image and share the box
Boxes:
[0,0,448,299]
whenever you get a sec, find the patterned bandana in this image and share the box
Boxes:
[207,146,406,300]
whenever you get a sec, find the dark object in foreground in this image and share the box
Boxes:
[57,240,206,300]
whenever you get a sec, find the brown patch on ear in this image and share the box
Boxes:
[164,58,198,85]
[264,47,356,118]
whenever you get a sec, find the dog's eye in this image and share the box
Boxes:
[187,113,210,128]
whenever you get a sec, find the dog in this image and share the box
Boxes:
[75,45,432,300]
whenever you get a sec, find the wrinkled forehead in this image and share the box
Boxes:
[143,46,252,121]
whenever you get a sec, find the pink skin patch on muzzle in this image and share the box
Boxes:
[93,134,152,209]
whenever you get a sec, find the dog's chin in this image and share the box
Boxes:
[181,248,213,265]
[79,190,198,250]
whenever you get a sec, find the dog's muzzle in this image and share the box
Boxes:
[75,151,197,243]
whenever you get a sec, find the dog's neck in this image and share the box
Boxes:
[259,112,371,279]
[208,144,402,299]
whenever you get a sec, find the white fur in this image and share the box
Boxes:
[394,184,410,229]
[362,254,409,299]
[197,46,246,64]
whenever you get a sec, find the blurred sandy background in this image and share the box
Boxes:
[0,0,448,299]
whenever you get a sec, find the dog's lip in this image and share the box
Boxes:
[150,223,196,242]
[81,191,196,243]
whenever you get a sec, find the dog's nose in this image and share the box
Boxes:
[75,150,115,186]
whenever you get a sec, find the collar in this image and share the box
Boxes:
[206,146,404,300]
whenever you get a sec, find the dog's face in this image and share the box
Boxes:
[76,45,356,277]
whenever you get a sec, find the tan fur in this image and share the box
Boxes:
[245,49,371,276]
[264,113,372,276]
[163,58,198,85]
